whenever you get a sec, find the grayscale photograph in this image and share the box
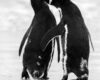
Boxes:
[0,0,99,80]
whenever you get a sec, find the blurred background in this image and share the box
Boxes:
[0,0,99,80]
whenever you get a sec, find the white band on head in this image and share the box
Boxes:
[49,0,52,4]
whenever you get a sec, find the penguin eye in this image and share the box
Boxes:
[36,62,41,66]
[38,56,42,59]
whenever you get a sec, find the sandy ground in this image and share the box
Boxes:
[0,0,100,80]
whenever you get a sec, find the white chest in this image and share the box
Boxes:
[47,4,62,25]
